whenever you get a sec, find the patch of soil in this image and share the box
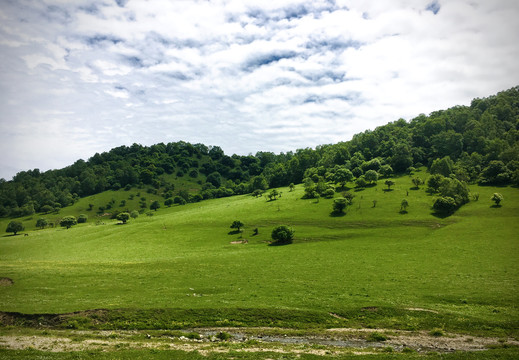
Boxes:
[0,277,13,286]
[230,240,248,244]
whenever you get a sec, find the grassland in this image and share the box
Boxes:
[1,172,518,358]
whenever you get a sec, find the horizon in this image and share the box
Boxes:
[1,0,519,181]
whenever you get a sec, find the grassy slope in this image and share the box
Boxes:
[0,172,518,335]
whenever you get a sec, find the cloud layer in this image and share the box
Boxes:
[1,0,518,179]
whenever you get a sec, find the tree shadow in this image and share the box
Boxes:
[490,204,502,208]
[329,211,346,217]
[431,211,454,219]
[228,230,241,235]
[268,241,292,246]
[410,187,420,190]
[399,210,408,215]
[354,188,366,192]
[382,189,394,193]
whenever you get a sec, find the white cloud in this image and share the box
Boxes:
[0,0,518,179]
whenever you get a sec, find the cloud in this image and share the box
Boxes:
[0,0,518,179]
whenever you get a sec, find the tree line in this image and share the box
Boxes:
[1,86,518,218]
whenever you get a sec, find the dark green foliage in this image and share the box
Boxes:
[230,220,244,232]
[6,220,24,235]
[332,198,347,214]
[173,196,186,205]
[35,218,48,229]
[400,199,409,212]
[364,169,379,184]
[130,210,139,219]
[164,198,173,207]
[271,225,294,244]
[150,201,160,211]
[430,156,454,177]
[116,212,130,224]
[384,179,395,190]
[433,196,457,215]
[77,214,88,223]
[40,204,53,214]
[60,216,77,229]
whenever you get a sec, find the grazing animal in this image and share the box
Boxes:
[24,233,28,237]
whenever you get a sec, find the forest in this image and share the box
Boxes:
[1,86,518,218]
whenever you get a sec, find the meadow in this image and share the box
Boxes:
[1,172,518,358]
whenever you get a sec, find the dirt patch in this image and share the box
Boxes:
[406,307,439,314]
[0,328,517,355]
[230,240,248,244]
[0,277,13,286]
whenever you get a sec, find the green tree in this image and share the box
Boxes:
[333,167,353,188]
[289,183,295,192]
[40,204,53,214]
[343,191,355,205]
[384,179,395,190]
[433,196,457,215]
[77,214,88,223]
[36,218,48,229]
[230,220,244,232]
[150,201,160,211]
[411,177,423,189]
[164,198,174,207]
[491,193,503,206]
[332,198,348,214]
[130,210,139,219]
[117,212,130,224]
[60,216,77,229]
[400,199,409,212]
[355,176,368,188]
[430,156,454,177]
[271,225,294,244]
[6,220,24,235]
[364,170,379,184]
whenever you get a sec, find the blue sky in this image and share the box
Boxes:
[1,0,518,180]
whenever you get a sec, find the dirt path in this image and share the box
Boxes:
[0,328,516,355]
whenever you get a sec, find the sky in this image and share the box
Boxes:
[1,0,518,180]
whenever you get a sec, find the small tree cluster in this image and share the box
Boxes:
[271,225,294,245]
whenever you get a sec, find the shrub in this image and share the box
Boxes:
[491,193,503,206]
[36,218,48,229]
[433,196,457,215]
[271,225,294,245]
[130,210,139,219]
[77,214,88,223]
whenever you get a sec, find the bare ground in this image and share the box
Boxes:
[0,327,517,355]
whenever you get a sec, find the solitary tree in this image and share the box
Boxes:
[289,183,295,192]
[491,193,503,206]
[150,201,161,211]
[164,198,174,207]
[271,225,294,244]
[343,191,355,205]
[230,220,244,232]
[77,214,88,223]
[400,199,409,212]
[384,180,395,190]
[411,177,423,189]
[60,216,77,229]
[117,212,130,224]
[332,198,348,214]
[130,210,139,219]
[6,221,24,235]
[36,218,48,229]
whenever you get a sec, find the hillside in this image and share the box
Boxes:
[1,86,518,220]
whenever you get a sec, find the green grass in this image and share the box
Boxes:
[0,174,518,336]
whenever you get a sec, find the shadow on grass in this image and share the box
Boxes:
[228,230,241,235]
[382,188,394,193]
[268,241,292,247]
[490,204,502,208]
[329,211,346,217]
[431,211,454,219]
[410,186,420,190]
[399,210,408,215]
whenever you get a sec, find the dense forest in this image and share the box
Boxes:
[1,86,518,218]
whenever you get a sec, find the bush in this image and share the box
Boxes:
[130,210,139,219]
[433,196,457,215]
[332,198,347,214]
[271,225,294,245]
[77,214,88,223]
